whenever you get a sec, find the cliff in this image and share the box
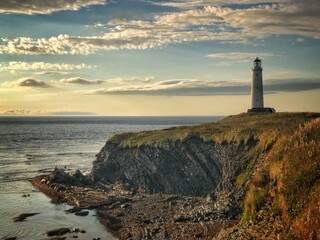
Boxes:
[91,113,320,225]
[30,112,319,239]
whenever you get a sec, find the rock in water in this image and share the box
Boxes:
[46,228,71,236]
[75,211,89,216]
[13,213,40,222]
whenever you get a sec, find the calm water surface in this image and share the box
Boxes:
[0,116,222,240]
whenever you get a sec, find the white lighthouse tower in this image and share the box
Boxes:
[251,57,264,108]
[248,58,275,113]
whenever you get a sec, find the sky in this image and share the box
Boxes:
[0,0,319,116]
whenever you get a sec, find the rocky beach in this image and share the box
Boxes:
[31,169,237,239]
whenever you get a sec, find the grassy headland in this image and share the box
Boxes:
[32,112,320,240]
[109,112,320,239]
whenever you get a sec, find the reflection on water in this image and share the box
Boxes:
[0,188,114,240]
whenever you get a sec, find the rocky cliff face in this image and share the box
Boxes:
[91,120,266,217]
[91,113,319,219]
[92,138,257,197]
[93,138,220,196]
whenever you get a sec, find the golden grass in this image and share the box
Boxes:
[242,116,320,239]
[292,184,320,240]
[106,111,320,238]
[109,112,319,148]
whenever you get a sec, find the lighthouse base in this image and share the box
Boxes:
[247,107,276,113]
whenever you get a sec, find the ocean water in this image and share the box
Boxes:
[0,116,222,240]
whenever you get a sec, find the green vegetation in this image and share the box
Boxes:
[236,156,260,187]
[242,116,320,239]
[108,112,320,239]
[110,112,319,148]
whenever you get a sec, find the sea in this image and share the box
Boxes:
[0,116,223,240]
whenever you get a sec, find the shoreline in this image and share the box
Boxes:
[31,171,239,239]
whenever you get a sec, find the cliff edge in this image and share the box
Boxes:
[91,112,320,239]
[31,112,319,239]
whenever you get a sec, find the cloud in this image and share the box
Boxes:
[0,0,107,15]
[34,71,70,75]
[82,79,250,96]
[79,77,320,96]
[0,61,94,72]
[0,109,46,115]
[212,59,251,67]
[207,52,274,66]
[107,76,154,84]
[0,109,97,116]
[50,111,97,116]
[0,0,319,54]
[2,77,52,88]
[265,78,320,92]
[207,52,274,59]
[59,77,103,85]
[147,0,288,9]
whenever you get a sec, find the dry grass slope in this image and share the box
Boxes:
[109,112,319,149]
[242,116,320,239]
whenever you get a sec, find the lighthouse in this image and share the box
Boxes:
[251,57,264,108]
[247,58,275,113]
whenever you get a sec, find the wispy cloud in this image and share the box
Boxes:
[0,109,97,116]
[107,76,154,84]
[0,61,94,72]
[79,77,320,96]
[0,0,107,15]
[0,0,318,56]
[59,77,103,85]
[81,79,250,96]
[0,109,46,115]
[208,52,274,66]
[212,59,251,67]
[34,71,70,76]
[2,77,53,88]
[1,76,156,89]
[1,0,319,55]
[265,78,320,92]
[1,76,103,88]
[207,52,274,59]
[146,0,288,9]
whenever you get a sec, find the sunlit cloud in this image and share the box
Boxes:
[2,77,53,88]
[207,52,274,59]
[0,109,97,116]
[1,0,319,55]
[146,0,288,9]
[34,71,70,76]
[208,52,274,66]
[0,61,94,72]
[0,0,107,15]
[79,77,320,96]
[81,79,250,96]
[0,109,46,115]
[59,77,103,85]
[107,76,154,84]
